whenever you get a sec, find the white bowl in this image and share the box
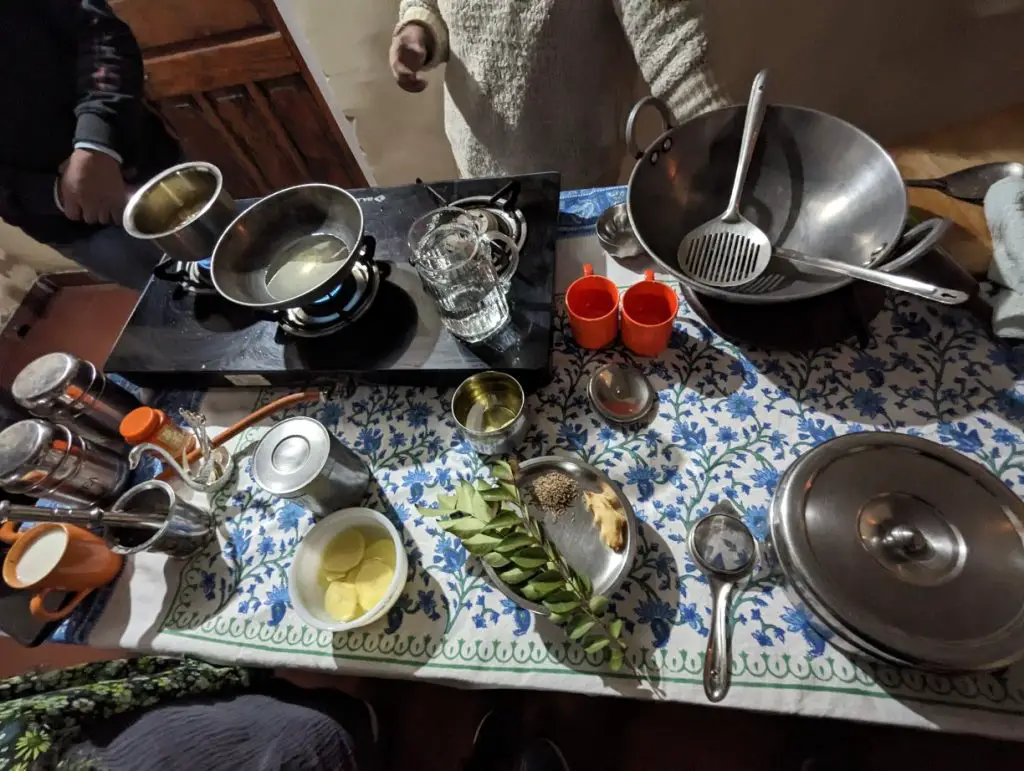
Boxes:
[288,507,408,633]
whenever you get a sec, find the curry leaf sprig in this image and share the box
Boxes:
[417,460,631,672]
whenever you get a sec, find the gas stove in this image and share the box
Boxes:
[106,173,561,391]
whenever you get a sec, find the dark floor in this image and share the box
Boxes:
[0,278,139,392]
[2,279,1024,769]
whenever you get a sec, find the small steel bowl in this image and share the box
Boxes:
[596,203,644,259]
[451,371,527,455]
[123,162,237,263]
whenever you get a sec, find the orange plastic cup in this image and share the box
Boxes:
[621,270,679,356]
[565,264,619,349]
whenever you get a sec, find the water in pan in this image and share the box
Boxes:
[265,234,350,301]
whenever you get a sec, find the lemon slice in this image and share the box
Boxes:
[322,529,365,574]
[324,580,361,622]
[353,559,394,609]
[362,537,397,569]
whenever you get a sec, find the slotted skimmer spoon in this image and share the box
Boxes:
[677,69,772,288]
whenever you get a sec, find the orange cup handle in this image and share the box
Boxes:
[583,263,594,277]
[0,520,21,545]
[30,587,92,621]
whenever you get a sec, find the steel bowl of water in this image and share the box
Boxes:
[451,371,527,455]
[211,183,374,310]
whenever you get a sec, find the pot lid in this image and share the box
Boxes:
[252,417,332,496]
[771,432,1024,671]
[587,364,655,424]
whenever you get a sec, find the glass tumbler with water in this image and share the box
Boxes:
[407,209,520,343]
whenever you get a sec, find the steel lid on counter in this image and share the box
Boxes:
[587,364,655,424]
[771,432,1024,671]
[252,416,334,496]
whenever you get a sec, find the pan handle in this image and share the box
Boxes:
[152,257,188,283]
[877,217,951,274]
[626,96,675,160]
[355,234,376,264]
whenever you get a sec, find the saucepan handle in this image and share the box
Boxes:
[152,257,188,283]
[354,235,376,265]
[877,217,951,274]
[626,96,675,160]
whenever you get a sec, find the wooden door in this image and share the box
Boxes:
[110,0,366,197]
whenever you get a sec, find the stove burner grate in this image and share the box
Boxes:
[279,260,382,338]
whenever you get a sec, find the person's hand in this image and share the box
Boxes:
[59,148,128,225]
[389,23,431,93]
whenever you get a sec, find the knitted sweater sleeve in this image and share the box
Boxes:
[397,1,450,68]
[615,0,728,121]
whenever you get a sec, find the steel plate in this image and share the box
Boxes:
[482,455,638,614]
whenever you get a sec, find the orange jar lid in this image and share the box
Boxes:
[120,406,162,444]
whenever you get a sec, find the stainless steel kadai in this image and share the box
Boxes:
[625,96,949,304]
[770,433,1024,671]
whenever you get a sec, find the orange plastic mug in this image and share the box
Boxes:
[565,264,619,349]
[621,270,679,356]
[2,523,122,620]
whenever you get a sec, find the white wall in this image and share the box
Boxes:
[276,0,1024,186]
[274,0,457,186]
[0,225,76,330]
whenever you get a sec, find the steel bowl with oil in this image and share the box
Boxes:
[451,372,526,455]
[211,183,374,311]
[123,161,237,263]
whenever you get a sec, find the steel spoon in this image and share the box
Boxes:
[774,248,969,305]
[904,162,1024,204]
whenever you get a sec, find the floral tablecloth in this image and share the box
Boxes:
[84,187,1024,740]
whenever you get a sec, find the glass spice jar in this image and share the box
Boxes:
[119,407,195,457]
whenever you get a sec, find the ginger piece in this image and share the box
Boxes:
[583,487,627,552]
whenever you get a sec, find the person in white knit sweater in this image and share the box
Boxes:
[390,0,727,188]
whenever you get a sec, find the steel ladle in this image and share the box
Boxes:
[688,502,757,702]
[904,162,1024,204]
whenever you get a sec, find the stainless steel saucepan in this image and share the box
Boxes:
[211,183,375,310]
[124,162,237,263]
[625,98,950,304]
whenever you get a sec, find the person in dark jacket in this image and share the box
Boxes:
[0,0,181,290]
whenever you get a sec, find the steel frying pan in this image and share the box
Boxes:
[625,98,946,304]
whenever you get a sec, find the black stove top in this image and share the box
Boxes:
[106,173,561,391]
